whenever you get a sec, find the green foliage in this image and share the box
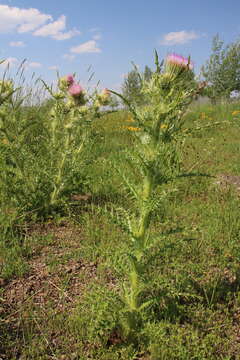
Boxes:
[0,74,111,229]
[110,51,201,340]
[2,54,240,359]
[2,99,240,359]
[108,94,120,111]
[122,68,143,105]
[201,34,240,101]
[70,283,122,345]
[145,321,233,360]
[122,59,197,108]
[143,65,153,82]
[121,65,154,106]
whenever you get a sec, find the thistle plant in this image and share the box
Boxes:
[111,52,199,338]
[0,70,111,226]
[0,76,32,234]
[41,75,111,212]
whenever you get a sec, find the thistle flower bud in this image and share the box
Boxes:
[53,92,65,100]
[140,133,151,144]
[68,83,87,106]
[97,88,111,106]
[102,88,110,97]
[94,99,101,109]
[65,98,75,111]
[0,80,14,97]
[78,105,88,115]
[66,74,74,86]
[58,74,75,91]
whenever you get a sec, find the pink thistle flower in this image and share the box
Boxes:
[68,83,83,97]
[166,54,193,70]
[66,74,74,86]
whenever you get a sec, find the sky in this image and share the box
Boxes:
[0,0,240,91]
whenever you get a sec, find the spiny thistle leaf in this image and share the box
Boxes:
[154,49,161,73]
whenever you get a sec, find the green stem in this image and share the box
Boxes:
[139,174,152,228]
[3,121,35,194]
[127,170,153,319]
[50,128,71,206]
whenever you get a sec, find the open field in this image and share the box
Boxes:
[1,100,240,359]
[1,0,240,358]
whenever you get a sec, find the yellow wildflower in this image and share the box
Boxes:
[126,116,134,123]
[124,126,141,131]
[232,110,240,116]
[160,124,168,129]
[2,138,9,145]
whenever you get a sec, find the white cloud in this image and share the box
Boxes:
[9,41,25,47]
[89,27,101,33]
[70,40,101,54]
[28,62,42,68]
[0,5,52,33]
[33,15,80,40]
[0,5,80,41]
[160,31,200,45]
[0,57,18,67]
[63,54,75,61]
[92,33,101,40]
[53,30,79,40]
[49,65,58,70]
[90,28,102,41]
[19,61,42,70]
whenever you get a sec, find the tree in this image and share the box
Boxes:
[201,34,240,102]
[121,68,143,105]
[143,65,153,82]
[121,65,154,106]
[121,58,199,106]
[108,94,119,111]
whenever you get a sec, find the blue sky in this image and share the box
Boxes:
[0,0,240,90]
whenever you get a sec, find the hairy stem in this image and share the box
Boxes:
[50,128,71,206]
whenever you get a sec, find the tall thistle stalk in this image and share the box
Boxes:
[42,76,111,212]
[111,52,199,338]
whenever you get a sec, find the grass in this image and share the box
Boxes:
[1,100,240,359]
